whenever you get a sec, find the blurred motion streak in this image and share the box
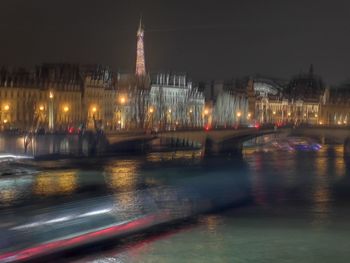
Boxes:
[0,169,251,262]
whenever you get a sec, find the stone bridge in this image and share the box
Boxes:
[9,127,350,159]
[157,128,276,156]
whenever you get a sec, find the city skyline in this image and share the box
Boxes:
[1,0,350,84]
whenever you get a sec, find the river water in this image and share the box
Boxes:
[0,136,350,262]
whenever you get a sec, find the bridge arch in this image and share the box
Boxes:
[158,129,275,157]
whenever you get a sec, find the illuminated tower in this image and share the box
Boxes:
[135,17,146,76]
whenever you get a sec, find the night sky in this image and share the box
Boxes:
[1,0,350,84]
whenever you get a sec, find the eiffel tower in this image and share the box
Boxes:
[135,17,146,76]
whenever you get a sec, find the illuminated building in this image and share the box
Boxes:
[203,66,327,126]
[211,79,249,127]
[320,85,350,125]
[251,66,324,125]
[150,72,205,130]
[0,64,116,132]
[81,65,116,130]
[282,65,324,124]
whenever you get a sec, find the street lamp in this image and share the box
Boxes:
[63,106,70,130]
[149,107,154,129]
[49,91,54,131]
[189,108,193,127]
[117,96,126,130]
[39,105,44,111]
[236,111,241,118]
[203,108,210,128]
[2,105,10,128]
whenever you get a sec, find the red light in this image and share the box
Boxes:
[68,127,74,134]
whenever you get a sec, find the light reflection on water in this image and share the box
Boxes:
[0,150,203,207]
[33,170,78,196]
[0,174,35,206]
[72,142,350,263]
[1,137,350,262]
[104,160,140,192]
[146,150,202,162]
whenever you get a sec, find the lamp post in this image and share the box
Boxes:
[204,108,209,128]
[118,95,126,130]
[236,111,241,127]
[168,108,172,130]
[3,104,10,130]
[49,91,54,132]
[90,106,98,130]
[63,105,69,130]
[189,108,193,128]
[149,107,154,130]
[37,104,45,131]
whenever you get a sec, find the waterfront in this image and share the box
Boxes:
[0,136,349,262]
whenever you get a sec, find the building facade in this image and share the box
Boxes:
[320,85,350,125]
[251,67,324,125]
[0,64,116,132]
[149,72,204,130]
[211,79,249,127]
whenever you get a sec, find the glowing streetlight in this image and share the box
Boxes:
[319,121,323,125]
[189,109,193,113]
[168,108,172,113]
[288,112,291,117]
[236,111,242,118]
[4,105,9,111]
[92,107,97,113]
[120,96,126,104]
[247,113,251,118]
[63,106,69,113]
[3,119,8,124]
[272,111,276,115]
[39,105,44,111]
[149,107,154,113]
[204,109,209,115]
[315,113,318,118]
[49,91,54,99]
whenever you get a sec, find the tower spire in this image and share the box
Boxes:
[136,16,146,76]
[138,15,142,33]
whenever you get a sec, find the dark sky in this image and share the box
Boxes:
[0,0,350,84]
